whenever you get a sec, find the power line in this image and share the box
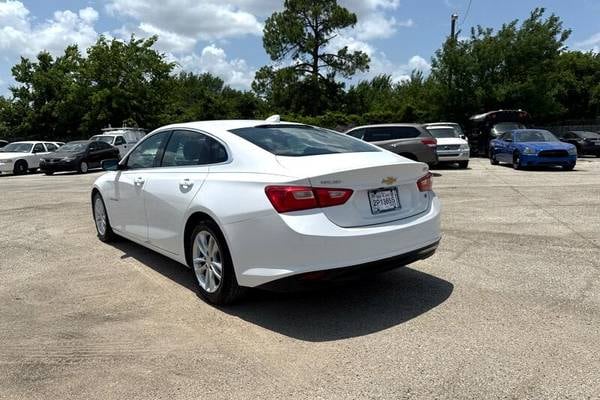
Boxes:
[458,0,473,30]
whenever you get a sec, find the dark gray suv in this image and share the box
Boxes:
[346,124,438,166]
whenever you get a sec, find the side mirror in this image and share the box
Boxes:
[102,159,120,171]
[460,135,466,140]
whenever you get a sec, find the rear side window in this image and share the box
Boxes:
[162,130,228,167]
[45,143,58,152]
[229,125,378,157]
[347,129,365,139]
[33,143,45,153]
[364,126,421,142]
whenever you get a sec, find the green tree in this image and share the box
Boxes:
[255,0,369,115]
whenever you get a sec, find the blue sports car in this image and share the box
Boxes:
[489,129,577,170]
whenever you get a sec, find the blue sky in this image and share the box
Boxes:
[1,0,599,95]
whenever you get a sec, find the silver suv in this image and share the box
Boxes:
[346,124,438,166]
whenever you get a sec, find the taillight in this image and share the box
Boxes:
[265,186,353,213]
[417,173,433,192]
[421,137,437,148]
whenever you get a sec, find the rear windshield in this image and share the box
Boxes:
[229,125,379,157]
[427,127,459,139]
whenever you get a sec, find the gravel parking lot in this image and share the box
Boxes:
[1,158,599,399]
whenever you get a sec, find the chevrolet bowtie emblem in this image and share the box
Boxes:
[382,177,397,185]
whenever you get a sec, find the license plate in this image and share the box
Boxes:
[368,188,401,214]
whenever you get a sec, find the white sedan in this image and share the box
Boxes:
[0,141,55,175]
[91,118,441,304]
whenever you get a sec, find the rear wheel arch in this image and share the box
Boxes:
[183,212,229,268]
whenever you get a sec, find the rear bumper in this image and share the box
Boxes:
[521,154,576,166]
[581,144,600,155]
[224,195,442,288]
[257,240,440,291]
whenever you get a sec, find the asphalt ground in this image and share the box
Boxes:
[0,158,599,399]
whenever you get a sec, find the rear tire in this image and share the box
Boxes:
[458,160,469,169]
[13,160,28,175]
[92,193,117,242]
[188,221,243,305]
[44,171,54,176]
[28,168,37,173]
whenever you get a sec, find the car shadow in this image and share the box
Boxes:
[110,239,454,342]
[497,163,580,172]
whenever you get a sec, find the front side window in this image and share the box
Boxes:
[126,132,170,169]
[115,136,126,145]
[162,130,228,167]
[347,129,365,139]
[500,132,514,141]
[492,122,526,136]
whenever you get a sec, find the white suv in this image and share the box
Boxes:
[424,125,470,168]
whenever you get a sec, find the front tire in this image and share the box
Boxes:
[92,193,117,242]
[13,160,28,175]
[78,161,89,174]
[189,221,243,305]
[490,149,499,165]
[562,163,575,171]
[458,160,469,169]
[513,152,522,170]
[44,171,54,176]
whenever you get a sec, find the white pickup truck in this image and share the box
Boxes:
[90,128,146,158]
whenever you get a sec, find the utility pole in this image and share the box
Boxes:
[450,14,458,40]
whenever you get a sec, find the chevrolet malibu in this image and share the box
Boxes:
[91,118,441,304]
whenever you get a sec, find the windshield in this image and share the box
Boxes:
[515,130,559,143]
[427,127,459,139]
[492,122,526,135]
[59,142,88,152]
[0,143,33,153]
[91,136,114,144]
[229,125,379,157]
[574,131,600,139]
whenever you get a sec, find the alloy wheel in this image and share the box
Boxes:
[94,196,107,236]
[192,231,223,293]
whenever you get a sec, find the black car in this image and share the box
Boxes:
[557,131,600,157]
[39,140,120,175]
[0,140,7,148]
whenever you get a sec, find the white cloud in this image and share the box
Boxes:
[0,1,99,58]
[106,0,263,42]
[171,45,255,89]
[574,33,600,53]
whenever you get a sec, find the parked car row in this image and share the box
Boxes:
[0,128,145,175]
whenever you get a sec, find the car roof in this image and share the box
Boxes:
[11,141,44,145]
[425,125,455,130]
[424,122,459,127]
[66,140,91,144]
[159,120,302,132]
[346,123,423,131]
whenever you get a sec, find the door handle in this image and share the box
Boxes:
[179,179,193,189]
[134,177,145,186]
